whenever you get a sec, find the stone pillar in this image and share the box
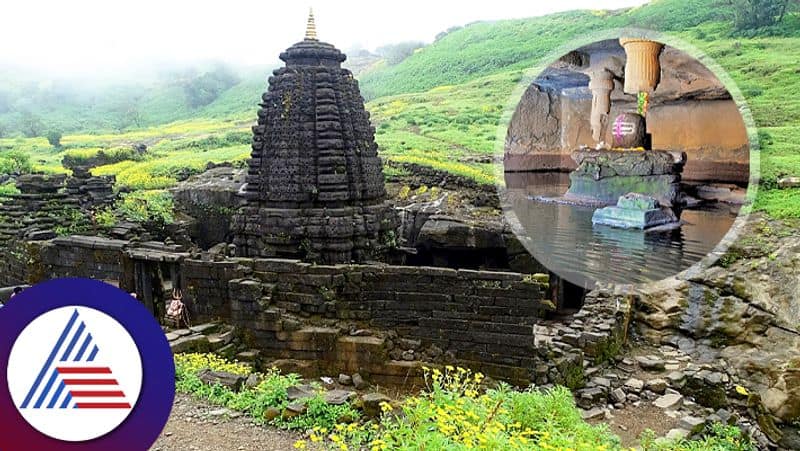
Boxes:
[588,68,615,143]
[619,38,664,94]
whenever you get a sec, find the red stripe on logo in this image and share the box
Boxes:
[69,391,126,398]
[57,367,112,374]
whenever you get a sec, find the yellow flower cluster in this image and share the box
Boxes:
[174,352,251,376]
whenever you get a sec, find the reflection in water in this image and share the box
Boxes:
[505,172,739,287]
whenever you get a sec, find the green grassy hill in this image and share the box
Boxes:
[357,0,732,101]
[1,0,798,218]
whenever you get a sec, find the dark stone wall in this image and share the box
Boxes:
[0,241,44,286]
[182,257,630,388]
[38,236,128,281]
[4,238,630,390]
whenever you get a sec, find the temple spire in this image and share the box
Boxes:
[304,8,317,41]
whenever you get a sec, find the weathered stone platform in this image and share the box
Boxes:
[565,150,686,206]
[592,193,680,230]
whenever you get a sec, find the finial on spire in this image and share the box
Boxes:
[305,8,317,41]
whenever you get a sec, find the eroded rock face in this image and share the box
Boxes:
[173,165,245,249]
[231,36,397,263]
[614,215,800,423]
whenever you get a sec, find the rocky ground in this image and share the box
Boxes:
[151,394,302,451]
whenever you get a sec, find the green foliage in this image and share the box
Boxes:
[53,208,90,236]
[46,130,63,147]
[640,422,755,450]
[183,66,241,109]
[18,111,44,138]
[0,149,33,174]
[62,146,138,168]
[92,207,118,229]
[174,352,360,432]
[117,190,174,225]
[274,395,361,431]
[357,0,731,100]
[353,366,619,450]
[0,181,19,197]
[727,0,792,31]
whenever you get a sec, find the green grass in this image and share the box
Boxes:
[357,0,727,101]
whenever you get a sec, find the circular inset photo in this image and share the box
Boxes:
[503,38,752,288]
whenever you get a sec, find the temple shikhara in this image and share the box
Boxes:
[232,11,397,263]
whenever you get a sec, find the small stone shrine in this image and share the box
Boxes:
[232,11,397,263]
[566,38,685,229]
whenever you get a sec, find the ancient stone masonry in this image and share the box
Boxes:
[0,174,80,245]
[232,30,397,263]
[8,232,631,391]
[65,165,116,211]
[181,258,630,389]
[39,235,127,281]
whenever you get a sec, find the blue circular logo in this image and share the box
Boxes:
[0,278,175,450]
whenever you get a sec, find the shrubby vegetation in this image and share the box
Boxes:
[46,130,62,148]
[61,146,140,168]
[116,190,175,226]
[175,353,753,451]
[0,149,32,174]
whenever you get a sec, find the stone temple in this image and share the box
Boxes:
[232,12,397,263]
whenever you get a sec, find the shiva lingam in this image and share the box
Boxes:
[565,38,686,230]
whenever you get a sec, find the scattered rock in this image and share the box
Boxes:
[324,389,356,405]
[198,369,246,393]
[245,374,260,389]
[264,407,281,422]
[610,388,627,404]
[338,374,353,386]
[591,377,611,388]
[624,378,644,393]
[777,177,800,188]
[666,428,690,440]
[645,378,668,394]
[235,350,259,362]
[170,334,211,353]
[286,385,315,401]
[636,356,666,372]
[360,393,392,419]
[190,322,221,335]
[208,408,230,417]
[666,370,685,385]
[283,401,307,418]
[654,393,683,409]
[679,416,706,434]
[352,373,367,390]
[581,407,606,420]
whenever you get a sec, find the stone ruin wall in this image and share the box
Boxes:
[179,258,630,389]
[7,235,631,390]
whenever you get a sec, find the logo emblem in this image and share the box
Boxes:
[9,306,143,441]
[0,278,174,450]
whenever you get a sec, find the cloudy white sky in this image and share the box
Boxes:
[1,0,648,78]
